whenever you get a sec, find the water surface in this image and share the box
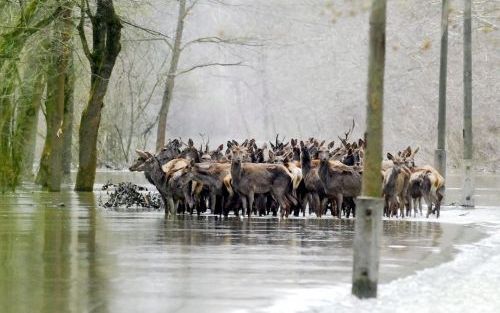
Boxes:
[0,188,484,313]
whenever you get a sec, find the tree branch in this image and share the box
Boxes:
[183,0,200,20]
[77,1,92,62]
[120,18,173,50]
[181,36,262,50]
[176,61,244,76]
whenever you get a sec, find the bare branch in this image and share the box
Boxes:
[120,18,173,50]
[78,1,92,61]
[181,36,262,50]
[176,61,244,76]
[183,0,200,20]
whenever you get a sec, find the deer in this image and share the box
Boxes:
[182,161,233,217]
[269,147,305,216]
[230,145,297,218]
[317,146,362,219]
[129,150,176,217]
[382,152,411,218]
[409,165,445,218]
[398,146,444,218]
[300,141,327,217]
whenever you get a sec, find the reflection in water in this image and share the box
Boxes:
[0,191,485,313]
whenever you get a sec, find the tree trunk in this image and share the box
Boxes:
[361,0,387,198]
[16,44,48,180]
[75,0,122,191]
[36,5,72,191]
[435,0,449,179]
[462,0,474,207]
[0,62,17,191]
[62,53,75,180]
[155,0,186,152]
[352,0,387,300]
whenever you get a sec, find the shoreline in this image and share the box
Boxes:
[265,206,500,313]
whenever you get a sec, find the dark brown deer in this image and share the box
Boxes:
[317,147,362,219]
[230,145,296,218]
[300,141,327,217]
[129,150,174,217]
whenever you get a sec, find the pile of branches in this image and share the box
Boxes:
[100,182,162,209]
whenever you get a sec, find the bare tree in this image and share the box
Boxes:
[154,0,254,151]
[75,0,122,191]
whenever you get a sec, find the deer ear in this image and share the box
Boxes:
[145,151,154,158]
[413,146,420,155]
[227,141,232,148]
[319,140,325,147]
[328,141,335,149]
[284,151,292,162]
[269,150,275,159]
[347,148,353,155]
[188,138,194,147]
[135,149,149,159]
[387,153,394,160]
[358,139,364,148]
[218,144,224,151]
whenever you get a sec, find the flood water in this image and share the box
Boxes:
[0,181,486,313]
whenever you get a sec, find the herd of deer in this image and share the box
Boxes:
[129,125,445,219]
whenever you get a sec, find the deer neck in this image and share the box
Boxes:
[231,160,243,182]
[319,159,330,179]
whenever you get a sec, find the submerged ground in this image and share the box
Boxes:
[0,172,499,313]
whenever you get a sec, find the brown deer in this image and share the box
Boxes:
[299,141,328,217]
[129,150,176,217]
[317,147,362,218]
[183,161,233,216]
[230,145,297,218]
[411,166,445,218]
[382,152,411,218]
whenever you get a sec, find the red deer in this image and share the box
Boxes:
[382,153,411,218]
[317,147,362,218]
[300,141,327,217]
[230,145,297,218]
[183,161,233,216]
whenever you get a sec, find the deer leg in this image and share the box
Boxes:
[209,193,216,214]
[436,188,443,219]
[336,194,343,219]
[312,193,320,217]
[167,196,175,218]
[240,195,248,217]
[424,194,432,218]
[247,192,254,218]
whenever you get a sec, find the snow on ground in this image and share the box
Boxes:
[264,206,500,313]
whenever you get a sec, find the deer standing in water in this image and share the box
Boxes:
[230,145,296,218]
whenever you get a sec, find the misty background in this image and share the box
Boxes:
[37,0,498,170]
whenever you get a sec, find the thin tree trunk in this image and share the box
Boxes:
[435,0,449,179]
[361,0,387,198]
[352,0,387,300]
[462,0,474,206]
[156,0,186,152]
[75,0,122,191]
